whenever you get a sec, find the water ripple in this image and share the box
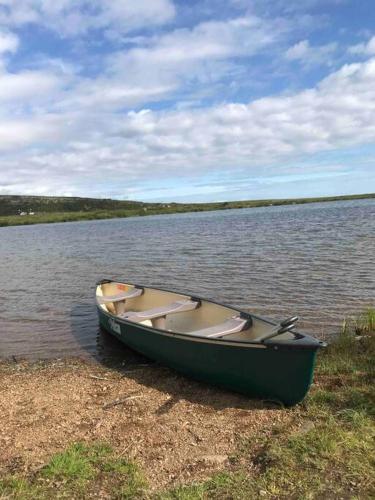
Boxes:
[0,198,374,359]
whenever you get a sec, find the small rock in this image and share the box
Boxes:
[202,455,228,465]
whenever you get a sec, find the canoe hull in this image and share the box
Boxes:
[97,307,318,406]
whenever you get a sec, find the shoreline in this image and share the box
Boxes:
[1,312,374,498]
[1,192,374,228]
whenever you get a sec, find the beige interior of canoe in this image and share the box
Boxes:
[96,282,276,341]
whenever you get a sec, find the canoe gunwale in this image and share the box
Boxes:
[96,279,326,351]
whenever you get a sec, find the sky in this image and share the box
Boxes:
[0,0,375,202]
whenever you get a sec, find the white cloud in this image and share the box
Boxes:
[0,71,61,102]
[0,0,176,37]
[1,57,375,197]
[285,39,337,67]
[103,16,286,104]
[0,29,18,54]
[113,57,375,166]
[285,40,310,59]
[0,2,374,199]
[29,15,287,115]
[126,16,277,61]
[0,117,60,150]
[348,35,375,56]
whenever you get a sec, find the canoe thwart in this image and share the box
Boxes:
[119,298,201,322]
[98,286,144,304]
[188,315,252,339]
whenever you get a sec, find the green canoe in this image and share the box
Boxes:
[96,279,326,406]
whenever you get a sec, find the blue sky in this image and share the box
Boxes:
[0,0,374,202]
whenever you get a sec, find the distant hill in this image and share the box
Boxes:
[0,195,167,216]
[0,193,374,219]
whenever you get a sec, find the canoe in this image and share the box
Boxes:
[96,279,326,406]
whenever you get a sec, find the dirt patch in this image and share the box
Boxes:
[0,358,291,490]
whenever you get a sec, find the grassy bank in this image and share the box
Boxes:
[1,192,374,227]
[0,310,374,499]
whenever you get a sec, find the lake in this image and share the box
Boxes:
[0,199,374,360]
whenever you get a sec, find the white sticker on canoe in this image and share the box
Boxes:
[109,318,121,334]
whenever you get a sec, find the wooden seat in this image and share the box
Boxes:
[188,316,250,339]
[98,287,143,304]
[119,299,200,329]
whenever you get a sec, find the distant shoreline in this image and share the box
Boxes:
[1,192,374,228]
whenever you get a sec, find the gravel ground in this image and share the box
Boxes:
[0,358,290,490]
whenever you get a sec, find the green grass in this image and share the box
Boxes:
[318,308,375,378]
[1,192,374,227]
[0,477,41,500]
[1,310,374,499]
[41,442,111,482]
[162,412,374,499]
[161,417,374,499]
[0,443,146,499]
[0,209,145,227]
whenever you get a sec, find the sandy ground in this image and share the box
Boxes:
[0,358,291,490]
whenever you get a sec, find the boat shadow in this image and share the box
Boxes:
[70,302,282,412]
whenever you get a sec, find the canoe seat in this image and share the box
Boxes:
[98,287,143,304]
[188,315,251,339]
[119,299,200,329]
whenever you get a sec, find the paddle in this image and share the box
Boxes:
[256,316,299,343]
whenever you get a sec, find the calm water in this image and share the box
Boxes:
[0,199,374,360]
